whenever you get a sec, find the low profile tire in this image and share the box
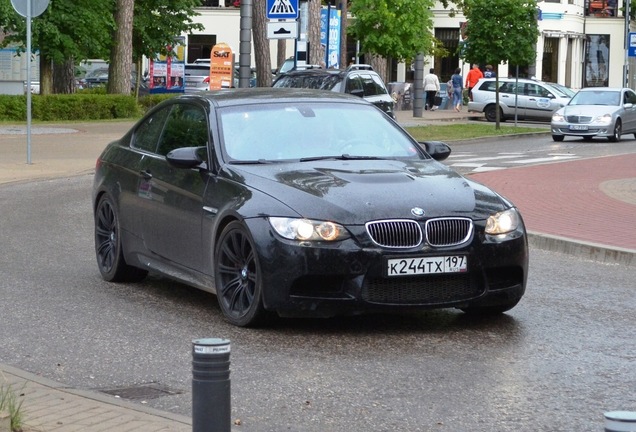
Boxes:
[552,135,564,142]
[460,299,520,316]
[215,221,266,327]
[484,105,501,123]
[608,119,621,142]
[94,195,147,282]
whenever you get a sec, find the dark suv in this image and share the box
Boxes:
[272,65,395,118]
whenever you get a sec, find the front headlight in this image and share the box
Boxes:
[269,217,350,241]
[552,112,565,122]
[593,113,612,124]
[485,208,521,235]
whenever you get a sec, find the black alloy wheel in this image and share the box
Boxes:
[215,221,266,327]
[94,195,147,282]
[608,119,621,142]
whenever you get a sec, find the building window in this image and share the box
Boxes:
[586,0,618,16]
[187,34,217,63]
[585,35,610,87]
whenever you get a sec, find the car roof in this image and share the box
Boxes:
[170,87,370,108]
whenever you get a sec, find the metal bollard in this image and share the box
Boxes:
[605,411,636,432]
[192,338,231,432]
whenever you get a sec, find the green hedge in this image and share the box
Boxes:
[0,93,145,122]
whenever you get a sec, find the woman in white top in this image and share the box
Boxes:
[423,68,441,111]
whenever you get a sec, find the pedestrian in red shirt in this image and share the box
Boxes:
[465,64,483,101]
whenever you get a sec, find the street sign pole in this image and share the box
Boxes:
[27,0,32,164]
[11,0,50,164]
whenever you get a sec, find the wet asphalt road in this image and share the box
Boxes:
[1,174,635,432]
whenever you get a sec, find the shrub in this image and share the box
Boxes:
[0,94,142,121]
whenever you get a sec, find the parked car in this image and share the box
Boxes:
[273,64,396,118]
[184,62,256,91]
[551,87,636,142]
[79,68,148,94]
[468,77,575,122]
[92,88,528,326]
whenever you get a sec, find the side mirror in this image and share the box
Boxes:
[166,146,207,169]
[624,102,633,109]
[419,141,451,161]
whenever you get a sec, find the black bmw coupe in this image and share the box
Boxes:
[93,88,528,326]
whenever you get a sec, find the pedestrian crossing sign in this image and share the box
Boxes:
[267,0,298,20]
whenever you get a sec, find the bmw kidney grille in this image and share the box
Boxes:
[366,218,473,248]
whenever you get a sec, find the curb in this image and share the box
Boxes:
[0,363,192,426]
[527,232,635,267]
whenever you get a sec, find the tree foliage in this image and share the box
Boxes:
[348,0,436,62]
[0,0,203,94]
[460,0,539,67]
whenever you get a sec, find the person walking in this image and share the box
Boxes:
[451,68,463,112]
[484,65,496,78]
[423,68,440,111]
[465,63,483,101]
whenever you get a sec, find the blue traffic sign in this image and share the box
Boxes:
[266,0,298,20]
[629,32,636,57]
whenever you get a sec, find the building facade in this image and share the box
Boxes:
[188,0,635,90]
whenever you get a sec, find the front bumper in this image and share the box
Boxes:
[246,218,529,318]
[551,123,612,138]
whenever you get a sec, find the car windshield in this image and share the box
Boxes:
[569,90,620,106]
[274,74,342,91]
[547,82,576,98]
[219,103,421,162]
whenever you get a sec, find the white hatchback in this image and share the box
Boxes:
[468,78,575,122]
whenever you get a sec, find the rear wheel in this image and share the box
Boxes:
[552,135,564,142]
[608,119,621,142]
[215,221,266,327]
[94,195,147,282]
[484,105,502,122]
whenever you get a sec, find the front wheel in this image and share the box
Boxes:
[215,221,266,327]
[552,135,564,142]
[608,119,621,142]
[94,194,147,282]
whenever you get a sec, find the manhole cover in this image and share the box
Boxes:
[100,383,183,400]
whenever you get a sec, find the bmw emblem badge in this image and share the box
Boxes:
[411,207,425,217]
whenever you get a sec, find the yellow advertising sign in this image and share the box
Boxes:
[209,43,233,90]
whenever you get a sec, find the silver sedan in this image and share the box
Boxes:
[551,87,636,142]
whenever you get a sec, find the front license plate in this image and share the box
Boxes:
[387,256,468,277]
[569,124,588,131]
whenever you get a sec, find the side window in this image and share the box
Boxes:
[132,107,170,153]
[625,90,636,104]
[499,82,516,94]
[157,104,209,157]
[479,81,498,92]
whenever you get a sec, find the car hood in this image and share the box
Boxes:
[224,159,510,224]
[561,104,622,116]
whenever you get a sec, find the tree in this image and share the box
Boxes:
[108,0,135,94]
[0,0,114,94]
[253,0,272,86]
[461,0,539,127]
[348,0,436,80]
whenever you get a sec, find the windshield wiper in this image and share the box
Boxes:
[227,159,273,165]
[299,154,382,162]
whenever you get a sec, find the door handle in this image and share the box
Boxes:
[140,169,152,180]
